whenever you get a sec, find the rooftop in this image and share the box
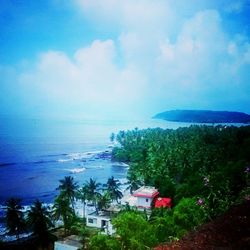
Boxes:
[155,197,172,208]
[133,186,159,198]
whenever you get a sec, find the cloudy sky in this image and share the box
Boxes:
[1,0,250,120]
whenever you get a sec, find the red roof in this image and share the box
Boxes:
[154,197,172,208]
[133,186,159,198]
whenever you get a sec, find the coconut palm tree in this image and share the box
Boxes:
[5,198,25,239]
[84,178,101,211]
[105,176,123,203]
[57,176,78,210]
[97,192,112,211]
[78,184,89,218]
[53,193,74,235]
[27,200,54,249]
[126,171,143,194]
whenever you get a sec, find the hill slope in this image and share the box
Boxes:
[153,110,250,123]
[155,201,250,250]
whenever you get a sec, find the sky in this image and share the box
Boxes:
[0,0,250,120]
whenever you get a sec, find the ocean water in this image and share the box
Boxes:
[0,117,183,206]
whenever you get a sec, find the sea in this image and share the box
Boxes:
[0,116,246,236]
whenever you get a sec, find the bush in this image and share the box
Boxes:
[173,197,206,237]
[89,234,121,250]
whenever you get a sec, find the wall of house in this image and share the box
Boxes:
[86,215,115,235]
[86,216,101,228]
[136,197,153,208]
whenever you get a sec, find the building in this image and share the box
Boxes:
[154,197,172,208]
[86,210,115,235]
[132,186,159,210]
[86,186,164,235]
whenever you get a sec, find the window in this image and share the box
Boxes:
[88,218,97,224]
[146,198,148,202]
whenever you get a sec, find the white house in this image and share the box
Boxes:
[86,186,159,235]
[132,186,159,210]
[86,210,115,235]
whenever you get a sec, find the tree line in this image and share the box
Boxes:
[3,175,123,249]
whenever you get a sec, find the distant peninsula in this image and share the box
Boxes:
[153,110,250,123]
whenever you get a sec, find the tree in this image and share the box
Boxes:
[53,193,75,235]
[78,184,89,217]
[105,176,123,203]
[27,200,54,247]
[150,208,176,245]
[97,192,112,211]
[57,176,78,210]
[126,170,143,194]
[112,211,157,249]
[27,200,54,248]
[85,178,101,211]
[173,197,206,238]
[5,198,25,239]
[89,234,121,250]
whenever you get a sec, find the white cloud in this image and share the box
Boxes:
[19,39,147,118]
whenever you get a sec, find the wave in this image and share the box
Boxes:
[57,150,105,162]
[69,167,86,174]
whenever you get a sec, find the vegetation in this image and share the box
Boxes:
[3,125,249,249]
[111,125,250,244]
[112,211,157,250]
[5,198,25,239]
[56,176,79,210]
[105,176,123,203]
[52,192,75,235]
[27,200,54,248]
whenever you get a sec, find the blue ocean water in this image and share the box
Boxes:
[0,117,181,206]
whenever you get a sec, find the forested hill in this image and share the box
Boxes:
[153,110,250,123]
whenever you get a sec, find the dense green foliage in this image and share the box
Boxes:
[111,125,250,243]
[112,211,157,249]
[89,234,121,250]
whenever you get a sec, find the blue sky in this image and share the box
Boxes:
[1,0,250,120]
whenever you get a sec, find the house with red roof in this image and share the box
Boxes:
[132,186,159,210]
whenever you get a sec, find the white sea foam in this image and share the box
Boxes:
[58,150,104,162]
[70,168,86,174]
[58,159,72,162]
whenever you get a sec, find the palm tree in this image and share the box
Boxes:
[126,171,143,194]
[5,198,25,239]
[27,200,54,249]
[97,192,112,211]
[105,176,123,203]
[84,178,101,211]
[57,176,78,210]
[78,184,89,218]
[53,193,74,235]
